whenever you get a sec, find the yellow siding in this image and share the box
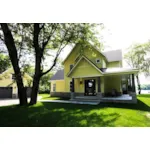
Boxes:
[0,78,17,94]
[70,58,103,78]
[64,43,107,92]
[0,68,33,94]
[51,80,65,92]
[104,75,122,93]
[58,43,123,94]
[107,61,121,68]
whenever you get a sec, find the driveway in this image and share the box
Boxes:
[0,97,42,107]
[0,99,20,106]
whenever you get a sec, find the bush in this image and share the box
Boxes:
[39,86,50,94]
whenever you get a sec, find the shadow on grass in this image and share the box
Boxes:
[41,96,70,100]
[0,102,120,127]
[0,98,149,127]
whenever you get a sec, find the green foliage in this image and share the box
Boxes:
[0,53,11,73]
[141,84,150,90]
[124,42,150,75]
[39,72,53,93]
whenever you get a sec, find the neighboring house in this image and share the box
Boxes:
[50,42,138,103]
[0,68,32,98]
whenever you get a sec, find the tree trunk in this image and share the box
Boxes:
[30,74,41,105]
[30,56,42,105]
[0,23,27,105]
[136,75,141,94]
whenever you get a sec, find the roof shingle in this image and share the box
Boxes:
[50,69,64,80]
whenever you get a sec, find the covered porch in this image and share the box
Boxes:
[69,71,138,103]
[67,55,138,103]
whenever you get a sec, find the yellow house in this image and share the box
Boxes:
[50,42,138,103]
[0,68,32,98]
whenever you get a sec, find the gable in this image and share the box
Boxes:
[68,56,103,78]
[63,43,108,76]
[0,68,33,87]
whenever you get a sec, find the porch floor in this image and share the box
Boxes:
[101,94,132,101]
[72,94,133,103]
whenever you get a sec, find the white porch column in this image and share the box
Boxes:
[130,74,137,103]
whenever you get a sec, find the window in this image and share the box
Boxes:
[53,83,56,92]
[96,58,100,63]
[70,64,74,70]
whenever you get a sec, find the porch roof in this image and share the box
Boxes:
[103,68,139,76]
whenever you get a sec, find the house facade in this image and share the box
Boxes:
[0,68,32,98]
[50,43,138,103]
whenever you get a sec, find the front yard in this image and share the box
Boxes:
[0,94,149,127]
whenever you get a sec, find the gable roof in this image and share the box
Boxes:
[62,42,108,64]
[50,69,64,80]
[101,49,122,62]
[67,55,104,77]
[63,43,122,64]
[0,68,33,80]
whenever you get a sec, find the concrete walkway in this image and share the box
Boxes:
[0,99,31,107]
[38,99,99,105]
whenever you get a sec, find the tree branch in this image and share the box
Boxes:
[41,42,69,76]
[42,24,58,51]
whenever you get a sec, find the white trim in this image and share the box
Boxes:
[62,44,77,64]
[104,70,139,76]
[67,55,104,77]
[72,75,102,78]
[50,79,64,81]
[74,53,81,62]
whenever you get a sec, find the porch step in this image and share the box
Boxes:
[75,96,99,100]
[74,99,100,103]
[100,99,135,104]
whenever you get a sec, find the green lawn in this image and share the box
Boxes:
[0,94,150,127]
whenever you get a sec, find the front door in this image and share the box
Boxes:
[84,79,96,96]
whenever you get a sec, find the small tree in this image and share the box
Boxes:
[124,43,150,94]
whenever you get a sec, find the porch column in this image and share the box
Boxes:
[131,74,137,103]
[98,77,101,92]
[71,78,75,100]
[97,77,102,100]
[132,74,135,92]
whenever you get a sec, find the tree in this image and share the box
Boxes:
[0,24,28,105]
[0,53,11,73]
[39,72,53,93]
[0,23,103,105]
[124,42,150,94]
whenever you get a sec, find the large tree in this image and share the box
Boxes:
[0,23,103,105]
[124,43,150,94]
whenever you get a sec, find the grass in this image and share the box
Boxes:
[0,94,150,127]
